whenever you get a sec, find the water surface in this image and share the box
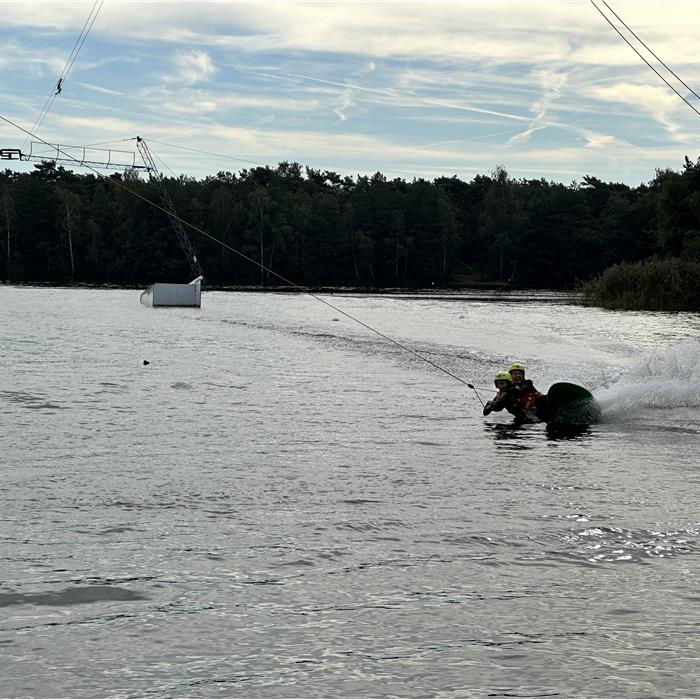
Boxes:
[1,287,698,698]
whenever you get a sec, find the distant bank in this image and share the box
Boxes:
[4,258,698,312]
[581,257,700,312]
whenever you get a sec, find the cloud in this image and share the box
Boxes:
[581,131,622,149]
[508,69,569,144]
[139,86,324,118]
[169,50,215,85]
[163,99,219,115]
[5,1,700,187]
[179,121,680,186]
[260,69,536,125]
[0,41,67,78]
[333,89,354,121]
[76,82,125,96]
[583,82,685,135]
[6,2,700,66]
[57,115,142,135]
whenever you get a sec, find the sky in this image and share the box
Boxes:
[2,0,700,186]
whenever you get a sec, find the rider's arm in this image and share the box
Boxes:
[483,390,508,415]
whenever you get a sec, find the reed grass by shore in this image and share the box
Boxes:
[582,258,700,311]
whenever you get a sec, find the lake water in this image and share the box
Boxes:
[1,286,698,698]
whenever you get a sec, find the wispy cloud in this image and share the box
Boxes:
[140,86,324,117]
[4,2,700,186]
[57,115,143,135]
[169,50,215,85]
[0,42,67,78]
[76,82,125,96]
[583,82,687,136]
[333,88,355,121]
[508,69,568,144]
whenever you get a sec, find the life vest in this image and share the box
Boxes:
[509,381,545,420]
[519,390,544,413]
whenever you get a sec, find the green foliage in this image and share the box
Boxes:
[582,258,700,311]
[1,158,699,308]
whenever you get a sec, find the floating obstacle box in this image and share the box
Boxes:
[140,276,203,308]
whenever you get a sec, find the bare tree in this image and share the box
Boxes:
[2,187,16,282]
[56,187,81,282]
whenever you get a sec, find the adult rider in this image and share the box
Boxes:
[483,364,547,421]
[508,363,546,417]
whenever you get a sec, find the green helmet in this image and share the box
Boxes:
[494,371,513,385]
[508,363,525,375]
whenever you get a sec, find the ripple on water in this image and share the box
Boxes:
[3,288,699,699]
[0,390,66,410]
[564,525,698,563]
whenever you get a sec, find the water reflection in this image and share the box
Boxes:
[545,424,593,441]
[484,420,594,446]
[484,421,534,449]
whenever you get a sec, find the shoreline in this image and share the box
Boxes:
[0,279,571,294]
[0,280,585,305]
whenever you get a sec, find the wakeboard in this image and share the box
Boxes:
[540,382,601,425]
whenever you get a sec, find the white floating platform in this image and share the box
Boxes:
[140,276,202,307]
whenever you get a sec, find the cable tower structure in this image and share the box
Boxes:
[1,141,146,171]
[136,136,204,280]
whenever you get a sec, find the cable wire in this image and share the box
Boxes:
[149,144,179,179]
[22,0,104,149]
[599,0,700,102]
[591,0,700,119]
[62,0,103,84]
[147,139,269,168]
[1,111,476,392]
[81,138,137,147]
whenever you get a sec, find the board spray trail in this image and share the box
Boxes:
[593,341,700,420]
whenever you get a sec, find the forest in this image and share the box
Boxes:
[1,155,699,300]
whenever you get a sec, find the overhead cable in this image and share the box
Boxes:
[148,139,269,168]
[598,0,700,102]
[148,143,179,179]
[591,0,700,119]
[22,0,104,148]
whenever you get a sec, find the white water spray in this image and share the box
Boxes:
[594,341,700,418]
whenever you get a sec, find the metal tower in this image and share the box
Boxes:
[136,136,204,280]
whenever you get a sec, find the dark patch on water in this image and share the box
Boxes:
[24,402,65,410]
[275,559,316,567]
[0,390,45,403]
[546,424,593,440]
[0,390,65,410]
[0,585,148,607]
[170,382,193,390]
[96,525,143,535]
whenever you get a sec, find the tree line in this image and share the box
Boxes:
[1,156,699,291]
